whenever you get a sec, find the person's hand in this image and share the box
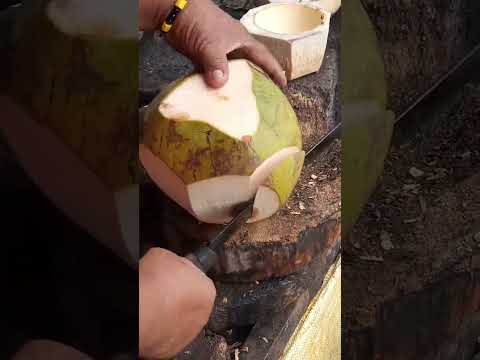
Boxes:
[140,0,287,88]
[139,248,216,359]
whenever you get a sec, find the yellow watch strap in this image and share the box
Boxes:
[161,0,189,33]
[175,0,188,10]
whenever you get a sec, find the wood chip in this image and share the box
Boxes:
[403,218,419,224]
[290,211,301,215]
[426,168,448,181]
[380,231,391,242]
[460,151,471,159]
[359,255,384,262]
[311,174,318,180]
[241,346,249,353]
[472,254,480,270]
[474,232,480,243]
[299,201,306,210]
[234,348,240,360]
[409,167,424,178]
[403,183,420,191]
[228,342,242,351]
[308,181,315,186]
[380,231,394,250]
[260,337,269,344]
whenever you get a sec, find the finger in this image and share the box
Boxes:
[239,41,287,87]
[198,44,229,88]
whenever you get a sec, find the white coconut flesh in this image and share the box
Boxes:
[159,60,260,140]
[248,185,280,223]
[46,0,137,39]
[254,4,326,35]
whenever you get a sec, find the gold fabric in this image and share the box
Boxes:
[280,256,341,360]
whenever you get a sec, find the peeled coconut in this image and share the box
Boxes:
[140,59,305,224]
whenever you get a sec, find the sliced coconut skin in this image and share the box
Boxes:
[186,147,304,223]
[142,59,303,223]
[248,185,280,223]
[188,175,254,224]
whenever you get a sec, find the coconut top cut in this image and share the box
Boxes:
[47,0,137,39]
[158,60,260,140]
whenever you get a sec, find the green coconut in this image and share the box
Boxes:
[4,0,139,264]
[140,59,305,224]
[10,0,137,191]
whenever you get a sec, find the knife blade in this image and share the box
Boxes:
[186,200,254,273]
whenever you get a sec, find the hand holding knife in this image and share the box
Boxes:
[185,200,254,273]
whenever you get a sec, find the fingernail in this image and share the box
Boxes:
[212,69,224,82]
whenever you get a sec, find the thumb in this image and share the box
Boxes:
[198,45,229,88]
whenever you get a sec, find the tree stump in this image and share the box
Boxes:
[139,13,340,281]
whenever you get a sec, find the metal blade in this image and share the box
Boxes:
[305,122,341,157]
[208,200,254,251]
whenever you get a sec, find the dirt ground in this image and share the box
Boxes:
[344,81,480,330]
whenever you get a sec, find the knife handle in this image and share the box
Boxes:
[185,247,218,274]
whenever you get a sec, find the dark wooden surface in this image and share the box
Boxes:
[345,271,480,360]
[360,0,480,115]
[177,241,340,360]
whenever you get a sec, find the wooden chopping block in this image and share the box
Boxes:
[139,15,340,281]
